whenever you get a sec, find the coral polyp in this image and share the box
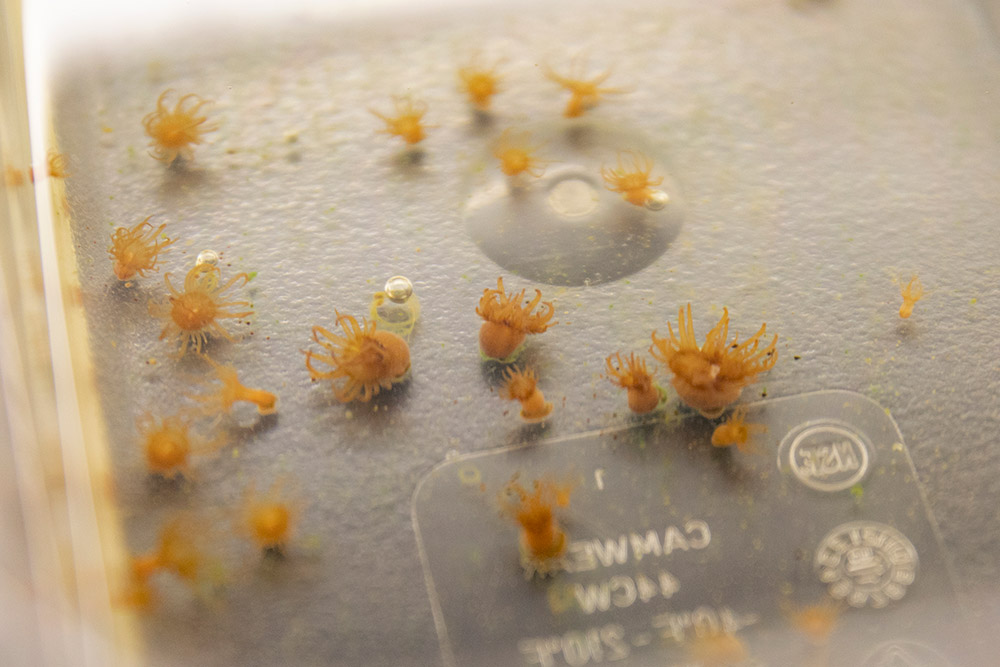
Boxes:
[304,311,411,402]
[784,599,843,645]
[370,95,430,145]
[493,129,548,179]
[142,89,217,164]
[500,366,553,422]
[650,304,777,418]
[239,480,300,554]
[710,406,766,453]
[149,264,253,357]
[188,356,277,416]
[499,475,574,577]
[109,217,175,281]
[604,351,663,414]
[120,517,209,610]
[476,277,556,361]
[898,275,924,319]
[601,151,665,207]
[543,63,623,118]
[458,58,502,110]
[136,412,222,478]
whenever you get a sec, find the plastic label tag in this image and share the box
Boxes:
[413,391,968,666]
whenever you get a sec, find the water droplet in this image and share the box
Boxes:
[196,249,220,267]
[644,189,670,211]
[384,275,414,303]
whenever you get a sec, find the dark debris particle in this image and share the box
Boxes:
[793,355,801,360]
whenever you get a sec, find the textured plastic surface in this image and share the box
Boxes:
[48,0,1000,664]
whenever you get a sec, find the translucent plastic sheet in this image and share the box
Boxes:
[414,391,972,666]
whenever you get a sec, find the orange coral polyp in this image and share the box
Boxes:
[119,518,207,610]
[155,519,204,581]
[899,275,924,319]
[138,414,192,477]
[710,406,766,453]
[190,356,277,416]
[601,151,663,206]
[476,277,556,360]
[150,264,252,357]
[240,480,299,551]
[605,351,661,414]
[146,428,190,475]
[500,476,574,575]
[370,96,429,145]
[250,504,292,547]
[142,89,216,163]
[501,367,553,421]
[304,311,410,403]
[543,65,623,118]
[459,61,502,110]
[493,129,548,178]
[786,600,842,645]
[650,304,777,418]
[109,217,175,281]
[137,413,221,478]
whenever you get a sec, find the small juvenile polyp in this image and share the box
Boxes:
[370,95,430,145]
[604,351,662,414]
[240,480,299,553]
[601,151,664,207]
[493,129,548,179]
[458,59,502,110]
[120,517,207,609]
[142,89,217,164]
[108,217,175,281]
[136,413,221,478]
[499,475,574,577]
[710,406,766,453]
[500,366,553,422]
[476,277,556,361]
[543,64,623,118]
[188,356,278,416]
[149,264,252,357]
[898,275,924,319]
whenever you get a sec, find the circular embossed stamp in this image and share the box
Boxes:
[778,419,871,492]
[814,521,918,608]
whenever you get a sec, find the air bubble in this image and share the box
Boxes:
[645,190,670,211]
[196,249,220,267]
[371,275,420,339]
[384,275,414,303]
